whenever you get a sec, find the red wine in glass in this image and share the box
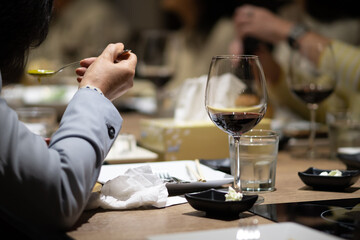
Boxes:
[208,111,264,136]
[288,42,337,158]
[291,85,334,104]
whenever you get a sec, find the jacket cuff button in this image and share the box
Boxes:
[107,124,116,139]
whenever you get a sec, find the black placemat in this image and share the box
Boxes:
[250,198,360,240]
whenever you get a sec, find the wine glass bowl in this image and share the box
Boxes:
[136,30,179,116]
[205,55,268,192]
[207,108,264,137]
[288,42,337,158]
[136,31,176,87]
[137,31,178,85]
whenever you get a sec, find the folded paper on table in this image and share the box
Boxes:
[86,165,168,210]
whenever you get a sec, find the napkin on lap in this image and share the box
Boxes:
[86,165,168,210]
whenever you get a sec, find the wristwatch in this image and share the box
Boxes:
[287,24,308,49]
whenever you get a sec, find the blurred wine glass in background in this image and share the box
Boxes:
[287,41,338,159]
[136,30,179,116]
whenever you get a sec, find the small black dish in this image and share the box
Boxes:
[185,189,258,217]
[337,148,360,170]
[298,167,360,190]
[199,158,231,174]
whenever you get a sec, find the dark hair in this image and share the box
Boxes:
[197,0,290,32]
[163,0,238,34]
[164,0,290,34]
[305,0,360,22]
[0,1,53,73]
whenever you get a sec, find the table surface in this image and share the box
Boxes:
[67,113,360,240]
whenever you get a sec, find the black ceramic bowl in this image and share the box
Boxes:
[298,167,360,190]
[337,148,360,170]
[185,189,258,217]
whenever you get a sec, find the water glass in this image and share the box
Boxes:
[326,111,360,158]
[230,129,279,192]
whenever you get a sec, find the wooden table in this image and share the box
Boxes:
[66,113,360,240]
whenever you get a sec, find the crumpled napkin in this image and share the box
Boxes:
[86,165,168,210]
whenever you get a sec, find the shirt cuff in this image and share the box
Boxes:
[79,85,104,96]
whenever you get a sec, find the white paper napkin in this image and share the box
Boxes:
[174,73,245,123]
[86,165,169,210]
[174,75,209,122]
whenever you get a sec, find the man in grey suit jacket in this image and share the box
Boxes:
[0,1,137,238]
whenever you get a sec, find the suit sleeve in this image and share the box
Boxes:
[0,88,122,234]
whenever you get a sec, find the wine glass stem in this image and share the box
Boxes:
[155,87,162,116]
[308,104,318,158]
[231,136,242,192]
[154,85,167,117]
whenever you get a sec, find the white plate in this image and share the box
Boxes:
[105,146,158,164]
[338,147,360,155]
[98,160,233,194]
[22,85,77,105]
[146,222,343,240]
[104,133,158,163]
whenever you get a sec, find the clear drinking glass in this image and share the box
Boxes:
[288,42,337,158]
[236,129,279,192]
[16,107,57,145]
[136,29,179,116]
[205,55,268,193]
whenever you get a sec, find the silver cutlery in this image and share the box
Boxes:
[27,49,131,80]
[156,172,190,183]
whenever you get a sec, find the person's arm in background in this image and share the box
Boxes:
[233,4,331,63]
[232,4,360,121]
[323,40,360,113]
[0,43,136,237]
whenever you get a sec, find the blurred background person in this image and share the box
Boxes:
[159,0,238,91]
[232,0,360,123]
[144,0,288,117]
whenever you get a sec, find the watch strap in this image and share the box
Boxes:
[287,24,308,49]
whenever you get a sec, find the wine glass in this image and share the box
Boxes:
[136,29,179,116]
[287,42,337,158]
[205,55,268,193]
